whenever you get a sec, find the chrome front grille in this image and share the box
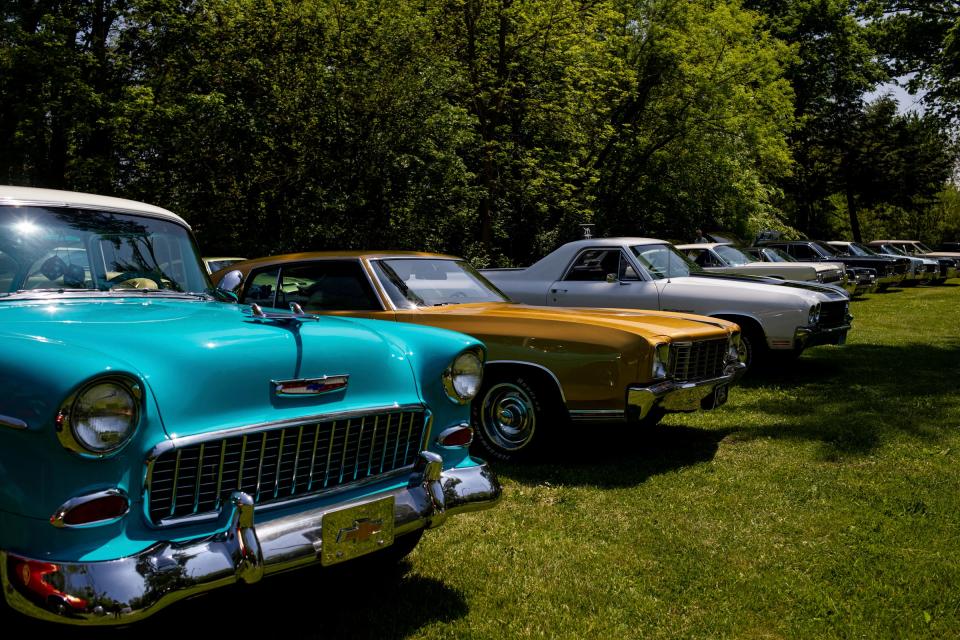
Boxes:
[147,408,429,525]
[669,338,728,382]
[819,301,848,328]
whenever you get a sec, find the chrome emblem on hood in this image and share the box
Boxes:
[272,375,349,397]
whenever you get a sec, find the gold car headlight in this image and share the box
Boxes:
[443,349,484,404]
[727,333,741,362]
[57,378,141,456]
[652,343,671,379]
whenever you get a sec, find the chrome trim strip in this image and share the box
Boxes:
[486,360,567,403]
[49,488,130,529]
[215,440,226,510]
[0,415,28,430]
[290,425,304,495]
[254,432,268,502]
[192,443,205,514]
[169,450,182,517]
[147,404,425,460]
[568,410,625,423]
[322,421,336,489]
[367,415,379,476]
[272,430,286,499]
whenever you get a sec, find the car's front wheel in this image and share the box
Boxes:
[736,327,767,370]
[473,376,549,462]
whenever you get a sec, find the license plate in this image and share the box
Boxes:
[321,497,395,566]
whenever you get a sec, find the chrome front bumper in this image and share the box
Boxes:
[626,362,746,421]
[795,321,852,349]
[1,454,500,626]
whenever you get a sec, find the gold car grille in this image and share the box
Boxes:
[147,409,428,525]
[669,339,728,382]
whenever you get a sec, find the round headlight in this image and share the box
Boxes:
[60,379,140,455]
[808,304,820,325]
[443,350,484,404]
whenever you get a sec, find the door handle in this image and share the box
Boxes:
[550,288,568,294]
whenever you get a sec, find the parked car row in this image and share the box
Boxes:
[1,186,953,626]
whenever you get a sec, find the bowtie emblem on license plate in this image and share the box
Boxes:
[272,375,349,397]
[321,497,395,566]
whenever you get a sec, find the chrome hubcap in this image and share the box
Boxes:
[480,383,536,452]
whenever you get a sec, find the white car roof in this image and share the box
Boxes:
[674,242,732,250]
[0,185,190,228]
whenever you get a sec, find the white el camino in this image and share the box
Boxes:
[675,242,847,285]
[481,237,852,367]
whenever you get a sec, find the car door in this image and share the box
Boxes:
[547,247,661,310]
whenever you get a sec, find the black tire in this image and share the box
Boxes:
[737,327,767,371]
[472,375,551,462]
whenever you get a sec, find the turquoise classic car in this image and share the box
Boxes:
[0,186,501,625]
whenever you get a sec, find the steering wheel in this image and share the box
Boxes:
[108,271,161,290]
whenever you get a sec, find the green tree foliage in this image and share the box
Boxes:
[0,0,955,261]
[596,1,795,242]
[861,1,960,123]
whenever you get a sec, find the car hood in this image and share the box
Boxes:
[0,298,422,438]
[410,302,735,340]
[688,273,848,300]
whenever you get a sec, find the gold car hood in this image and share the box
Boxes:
[414,302,735,340]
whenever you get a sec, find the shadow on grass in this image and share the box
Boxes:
[6,558,466,638]
[500,340,960,486]
[498,424,733,489]
[728,340,960,459]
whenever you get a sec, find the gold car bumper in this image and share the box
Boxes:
[626,361,746,421]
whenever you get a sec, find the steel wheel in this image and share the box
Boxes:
[474,379,543,461]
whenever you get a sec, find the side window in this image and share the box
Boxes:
[619,253,640,280]
[242,268,281,308]
[564,249,622,282]
[280,261,381,311]
[686,250,714,267]
[0,251,17,292]
[791,245,815,260]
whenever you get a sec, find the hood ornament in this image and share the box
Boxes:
[273,375,350,397]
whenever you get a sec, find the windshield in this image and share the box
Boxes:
[915,242,933,252]
[371,258,510,307]
[630,244,702,279]
[0,206,211,296]
[846,243,877,257]
[812,241,839,256]
[714,245,753,266]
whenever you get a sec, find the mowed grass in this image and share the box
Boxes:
[37,284,958,638]
[404,283,960,639]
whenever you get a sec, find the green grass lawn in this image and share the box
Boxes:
[47,284,958,638]
[405,283,960,639]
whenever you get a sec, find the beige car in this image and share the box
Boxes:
[676,243,847,285]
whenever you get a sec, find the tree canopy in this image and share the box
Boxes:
[1,0,958,264]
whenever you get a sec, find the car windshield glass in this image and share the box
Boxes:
[916,242,933,252]
[371,258,510,307]
[845,243,873,257]
[714,245,752,266]
[0,206,210,295]
[885,245,908,256]
[630,244,702,278]
[813,241,838,256]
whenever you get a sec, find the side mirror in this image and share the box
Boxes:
[605,273,618,284]
[219,269,244,294]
